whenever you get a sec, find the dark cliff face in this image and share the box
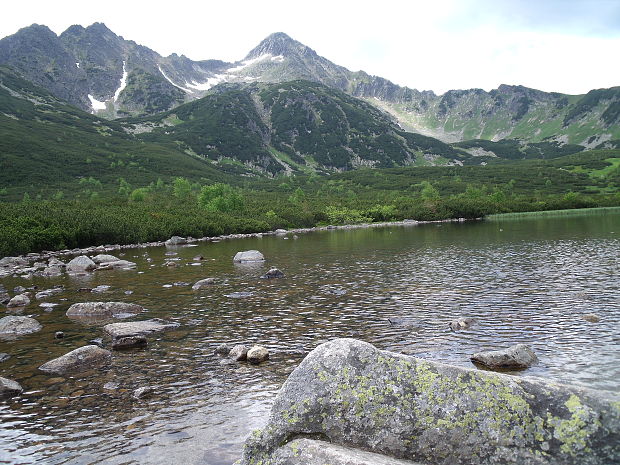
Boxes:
[0,24,89,108]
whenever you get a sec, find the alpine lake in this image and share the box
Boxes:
[1,209,619,464]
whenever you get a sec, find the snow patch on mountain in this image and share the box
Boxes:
[158,65,193,94]
[88,94,106,111]
[227,54,272,73]
[113,61,128,102]
[186,74,226,91]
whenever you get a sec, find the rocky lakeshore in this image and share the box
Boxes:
[0,218,471,280]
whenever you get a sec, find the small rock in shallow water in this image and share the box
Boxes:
[66,302,143,318]
[583,313,600,323]
[7,294,30,308]
[165,236,187,246]
[0,353,10,363]
[449,317,475,331]
[225,291,254,299]
[54,331,64,339]
[247,346,269,364]
[192,278,216,290]
[0,316,42,337]
[103,382,119,391]
[124,290,134,295]
[214,343,231,355]
[66,255,97,273]
[133,386,155,399]
[92,254,121,264]
[233,250,264,263]
[13,286,26,294]
[193,255,204,261]
[39,345,112,375]
[229,345,248,361]
[91,285,111,293]
[0,377,23,399]
[111,335,148,350]
[471,344,538,369]
[261,268,285,279]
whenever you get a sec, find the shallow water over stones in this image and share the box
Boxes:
[1,212,619,464]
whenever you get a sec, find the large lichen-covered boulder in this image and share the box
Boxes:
[239,338,620,465]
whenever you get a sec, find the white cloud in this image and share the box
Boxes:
[1,0,618,95]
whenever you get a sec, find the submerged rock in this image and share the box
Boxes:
[239,338,620,465]
[91,285,112,293]
[224,291,254,299]
[97,260,137,270]
[214,343,231,355]
[0,353,10,363]
[233,250,265,262]
[35,287,64,300]
[583,313,601,323]
[247,345,269,364]
[0,316,42,337]
[192,278,216,290]
[66,256,97,273]
[449,317,475,331]
[7,294,30,308]
[66,302,143,318]
[470,343,538,369]
[133,386,155,399]
[0,377,23,399]
[39,345,112,375]
[261,268,285,279]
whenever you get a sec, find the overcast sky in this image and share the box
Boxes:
[1,0,619,95]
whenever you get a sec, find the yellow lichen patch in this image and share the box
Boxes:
[548,394,600,456]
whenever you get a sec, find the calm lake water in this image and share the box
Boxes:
[1,211,619,464]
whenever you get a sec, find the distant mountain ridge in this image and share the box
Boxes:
[0,23,619,146]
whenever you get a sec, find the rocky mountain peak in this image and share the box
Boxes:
[244,32,316,60]
[8,24,57,42]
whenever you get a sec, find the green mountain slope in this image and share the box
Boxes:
[0,66,246,200]
[127,80,469,173]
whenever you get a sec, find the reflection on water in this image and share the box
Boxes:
[1,212,619,464]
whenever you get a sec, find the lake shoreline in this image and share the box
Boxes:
[1,216,477,266]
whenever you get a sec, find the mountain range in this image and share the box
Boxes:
[0,22,619,190]
[1,23,619,146]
